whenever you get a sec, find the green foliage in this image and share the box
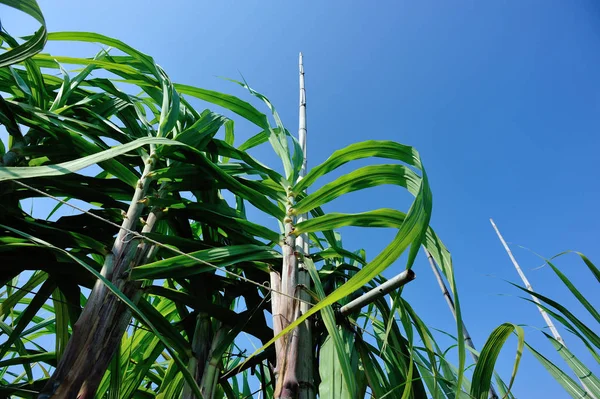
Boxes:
[517,252,600,399]
[0,1,570,398]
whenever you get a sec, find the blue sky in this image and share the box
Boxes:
[4,0,600,397]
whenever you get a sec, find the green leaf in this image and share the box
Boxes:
[544,253,600,323]
[9,67,32,99]
[169,111,226,151]
[306,257,357,398]
[0,272,48,318]
[470,323,524,399]
[1,225,205,399]
[0,94,23,140]
[145,199,280,243]
[242,164,432,371]
[156,67,180,137]
[108,341,122,399]
[355,334,389,398]
[213,139,287,187]
[238,129,271,152]
[46,31,158,77]
[51,288,69,362]
[222,119,235,163]
[293,164,421,215]
[0,137,187,183]
[0,279,56,361]
[186,153,285,219]
[294,140,421,193]
[526,341,588,398]
[32,54,139,75]
[175,84,269,130]
[0,352,56,368]
[226,78,298,182]
[131,244,281,280]
[0,1,47,68]
[511,283,600,351]
[295,208,407,234]
[543,332,600,398]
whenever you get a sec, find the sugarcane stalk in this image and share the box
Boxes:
[39,151,162,399]
[425,251,474,349]
[270,268,284,375]
[271,53,316,399]
[424,249,499,399]
[199,326,227,399]
[489,219,564,344]
[339,270,415,316]
[182,312,212,399]
[490,219,596,398]
[273,193,300,399]
[296,51,314,399]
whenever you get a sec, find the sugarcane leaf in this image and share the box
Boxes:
[542,254,600,323]
[510,282,600,351]
[131,245,281,280]
[0,279,55,362]
[470,323,523,399]
[543,332,600,397]
[169,111,226,151]
[238,128,271,152]
[0,225,205,399]
[213,139,286,186]
[293,164,421,215]
[0,94,23,141]
[174,84,269,131]
[0,272,48,318]
[306,257,357,398]
[32,54,139,74]
[311,247,366,266]
[0,137,187,182]
[51,288,69,362]
[526,341,588,398]
[179,152,284,219]
[355,334,390,397]
[519,296,600,364]
[156,67,180,138]
[144,198,280,243]
[225,78,297,182]
[568,252,600,284]
[242,164,432,371]
[294,140,421,193]
[0,352,56,368]
[295,208,407,234]
[106,341,122,399]
[9,67,32,100]
[46,32,158,77]
[0,0,47,68]
[118,330,165,398]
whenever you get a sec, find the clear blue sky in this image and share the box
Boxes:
[5,1,600,397]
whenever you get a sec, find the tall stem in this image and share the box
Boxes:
[489,219,564,344]
[182,312,211,399]
[274,196,299,398]
[490,219,599,399]
[270,268,284,380]
[272,52,313,399]
[40,152,161,399]
[296,52,314,399]
[199,325,227,399]
[424,249,499,399]
[339,270,415,316]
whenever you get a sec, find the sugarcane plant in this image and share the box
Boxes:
[518,251,600,399]
[0,1,532,399]
[490,221,600,399]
